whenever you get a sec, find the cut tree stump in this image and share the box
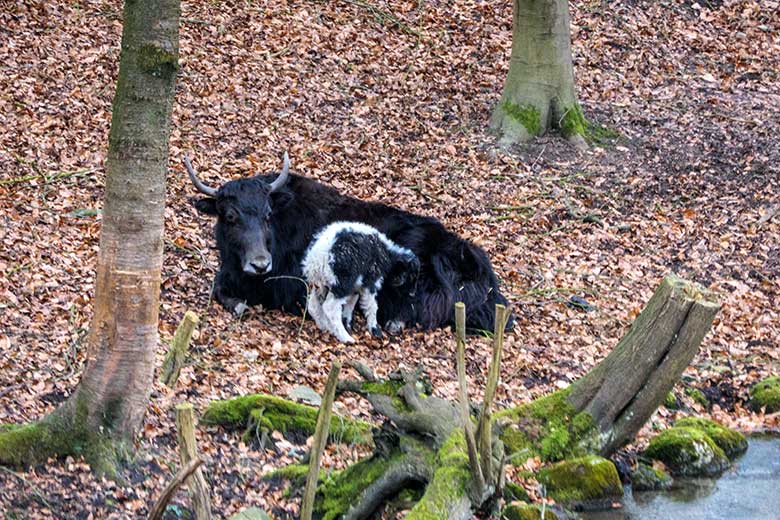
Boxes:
[301,361,341,520]
[567,274,721,455]
[175,403,212,520]
[160,311,199,387]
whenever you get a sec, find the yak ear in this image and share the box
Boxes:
[192,197,218,215]
[270,189,293,212]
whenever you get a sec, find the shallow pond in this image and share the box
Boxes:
[581,438,780,520]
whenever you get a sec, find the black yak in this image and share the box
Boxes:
[184,153,512,332]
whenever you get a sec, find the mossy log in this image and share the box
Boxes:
[202,393,372,446]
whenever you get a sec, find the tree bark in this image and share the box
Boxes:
[0,0,179,473]
[568,274,721,455]
[490,0,588,147]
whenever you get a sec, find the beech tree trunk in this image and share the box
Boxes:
[490,0,588,147]
[0,0,180,473]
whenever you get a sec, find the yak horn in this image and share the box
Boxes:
[268,151,290,193]
[183,154,217,197]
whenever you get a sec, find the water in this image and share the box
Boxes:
[581,438,780,520]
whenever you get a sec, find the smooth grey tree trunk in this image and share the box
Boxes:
[490,0,588,147]
[0,0,180,474]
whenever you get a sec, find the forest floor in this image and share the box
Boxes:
[1,0,779,518]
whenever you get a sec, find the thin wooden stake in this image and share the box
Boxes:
[301,360,342,520]
[175,403,212,520]
[148,458,203,520]
[477,304,510,484]
[454,302,485,494]
[161,311,199,387]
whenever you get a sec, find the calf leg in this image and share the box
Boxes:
[359,289,383,338]
[306,286,332,332]
[342,293,359,331]
[322,292,355,343]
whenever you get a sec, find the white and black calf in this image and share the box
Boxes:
[302,222,420,343]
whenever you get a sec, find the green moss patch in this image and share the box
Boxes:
[501,101,542,136]
[502,502,558,520]
[685,387,710,408]
[631,462,672,492]
[202,394,372,445]
[504,481,531,502]
[559,105,587,138]
[405,430,472,519]
[316,454,394,520]
[136,44,178,78]
[674,417,747,459]
[664,392,679,409]
[537,455,622,504]
[750,376,780,413]
[644,426,729,477]
[496,389,598,464]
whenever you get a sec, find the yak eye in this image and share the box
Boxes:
[225,209,239,224]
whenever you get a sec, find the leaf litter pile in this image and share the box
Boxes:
[1,0,778,517]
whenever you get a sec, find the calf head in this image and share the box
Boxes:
[185,153,290,275]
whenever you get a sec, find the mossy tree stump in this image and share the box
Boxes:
[306,275,719,519]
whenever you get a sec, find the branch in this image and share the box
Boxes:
[454,302,485,494]
[148,458,204,520]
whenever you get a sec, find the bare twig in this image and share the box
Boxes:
[0,466,53,510]
[454,303,485,495]
[147,458,204,520]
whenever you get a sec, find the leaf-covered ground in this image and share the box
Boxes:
[1,0,778,518]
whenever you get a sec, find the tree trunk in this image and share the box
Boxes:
[0,0,179,474]
[490,0,588,147]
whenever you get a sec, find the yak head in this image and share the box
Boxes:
[185,152,290,275]
[389,251,420,297]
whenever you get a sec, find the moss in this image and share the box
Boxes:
[537,455,622,504]
[406,431,471,520]
[559,105,587,138]
[631,462,672,492]
[263,463,329,492]
[502,502,558,520]
[664,392,679,409]
[496,389,598,464]
[504,481,531,502]
[750,376,780,413]
[501,101,542,137]
[360,380,410,411]
[685,387,709,408]
[316,454,394,520]
[202,394,372,445]
[674,417,747,459]
[136,44,178,78]
[0,396,118,476]
[644,426,729,477]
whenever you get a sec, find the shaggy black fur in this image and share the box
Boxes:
[193,172,512,331]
